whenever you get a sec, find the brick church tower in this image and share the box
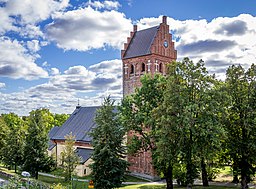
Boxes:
[121,16,177,179]
[121,16,177,96]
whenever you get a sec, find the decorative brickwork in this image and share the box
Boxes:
[121,16,177,179]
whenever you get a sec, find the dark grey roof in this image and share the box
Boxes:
[48,126,60,150]
[123,26,159,59]
[76,148,93,164]
[51,106,100,143]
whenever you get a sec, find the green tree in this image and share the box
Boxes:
[61,132,80,181]
[120,74,170,186]
[23,109,54,179]
[155,58,225,188]
[54,113,69,127]
[39,108,55,133]
[224,64,256,189]
[120,74,166,153]
[91,96,128,189]
[0,116,8,161]
[1,113,26,173]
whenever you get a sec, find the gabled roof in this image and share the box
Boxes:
[48,126,60,150]
[123,26,159,59]
[76,148,93,164]
[50,106,100,143]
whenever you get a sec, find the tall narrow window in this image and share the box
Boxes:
[84,169,87,175]
[141,63,145,72]
[147,60,151,72]
[130,64,134,74]
[124,64,128,74]
[159,63,163,73]
[155,60,159,72]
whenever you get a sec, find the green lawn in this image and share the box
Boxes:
[119,184,239,189]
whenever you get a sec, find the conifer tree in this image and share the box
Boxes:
[90,96,128,189]
[23,109,54,179]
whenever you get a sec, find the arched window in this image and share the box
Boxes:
[84,169,87,175]
[159,63,163,73]
[130,64,134,74]
[141,63,145,72]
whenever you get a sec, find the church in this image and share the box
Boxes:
[48,16,177,179]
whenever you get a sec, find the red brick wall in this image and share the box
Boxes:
[121,16,177,179]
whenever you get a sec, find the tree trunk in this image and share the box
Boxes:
[240,158,249,189]
[35,171,38,179]
[186,129,193,189]
[201,157,209,186]
[14,163,17,173]
[165,165,173,189]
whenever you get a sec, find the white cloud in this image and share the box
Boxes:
[5,0,70,24]
[46,6,132,51]
[19,24,44,38]
[0,59,122,115]
[0,37,48,80]
[27,40,41,52]
[0,82,5,88]
[0,0,70,36]
[0,8,17,34]
[86,0,121,10]
[137,14,256,80]
[51,68,60,76]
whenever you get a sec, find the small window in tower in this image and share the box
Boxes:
[159,63,163,73]
[141,63,145,72]
[130,64,134,74]
[84,169,87,175]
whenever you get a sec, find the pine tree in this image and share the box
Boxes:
[23,109,54,179]
[90,96,128,189]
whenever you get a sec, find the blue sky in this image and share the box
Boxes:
[0,0,256,115]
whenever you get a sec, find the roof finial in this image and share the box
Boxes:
[76,98,81,109]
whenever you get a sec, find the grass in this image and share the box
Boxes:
[38,174,88,188]
[119,184,239,189]
[213,166,233,182]
[0,166,16,175]
[0,165,252,189]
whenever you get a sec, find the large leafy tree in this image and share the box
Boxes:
[0,116,8,161]
[120,74,166,154]
[1,113,26,173]
[23,109,54,179]
[54,113,69,127]
[61,132,80,181]
[154,58,225,188]
[91,96,128,189]
[224,64,256,189]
